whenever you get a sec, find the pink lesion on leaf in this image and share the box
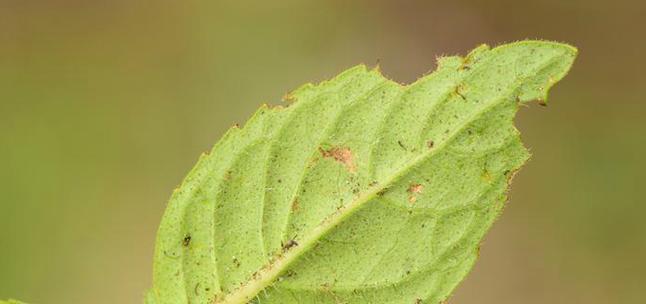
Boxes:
[319,146,357,173]
[408,183,424,203]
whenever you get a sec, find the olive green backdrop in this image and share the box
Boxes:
[1,1,644,303]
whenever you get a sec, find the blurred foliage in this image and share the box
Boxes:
[0,0,644,303]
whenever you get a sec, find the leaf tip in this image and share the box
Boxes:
[494,40,578,105]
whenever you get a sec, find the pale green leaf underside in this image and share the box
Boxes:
[147,41,576,304]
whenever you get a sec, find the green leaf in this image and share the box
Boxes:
[0,300,27,304]
[147,40,576,304]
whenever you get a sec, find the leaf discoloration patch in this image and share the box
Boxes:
[319,146,357,172]
[408,183,424,203]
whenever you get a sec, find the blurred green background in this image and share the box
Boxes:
[1,0,644,303]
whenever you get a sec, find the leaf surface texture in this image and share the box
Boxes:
[147,41,577,304]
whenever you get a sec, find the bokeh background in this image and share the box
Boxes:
[1,0,645,303]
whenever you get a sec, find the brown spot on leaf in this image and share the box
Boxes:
[409,183,423,193]
[291,198,300,212]
[376,185,391,197]
[408,183,424,203]
[319,146,356,172]
[427,140,434,149]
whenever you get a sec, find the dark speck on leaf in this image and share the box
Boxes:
[282,239,299,251]
[182,235,192,247]
[398,140,407,150]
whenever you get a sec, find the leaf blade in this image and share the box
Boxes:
[148,40,576,304]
